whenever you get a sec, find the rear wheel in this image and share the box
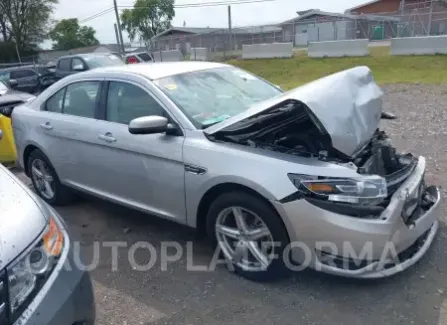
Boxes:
[27,149,74,205]
[206,191,290,282]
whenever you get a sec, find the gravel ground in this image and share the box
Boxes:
[11,84,447,325]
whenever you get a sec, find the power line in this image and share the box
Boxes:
[79,7,114,23]
[79,0,277,24]
[119,0,276,9]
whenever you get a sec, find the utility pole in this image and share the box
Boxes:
[113,0,125,53]
[228,5,232,51]
[427,0,433,36]
[114,23,121,50]
[14,38,21,63]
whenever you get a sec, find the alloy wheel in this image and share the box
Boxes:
[31,159,55,200]
[215,206,275,272]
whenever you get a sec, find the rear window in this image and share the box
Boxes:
[58,58,71,71]
[137,53,152,62]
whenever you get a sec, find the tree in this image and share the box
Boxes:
[0,0,57,50]
[49,18,100,50]
[120,0,174,44]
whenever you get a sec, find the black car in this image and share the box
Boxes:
[55,53,125,79]
[0,65,57,94]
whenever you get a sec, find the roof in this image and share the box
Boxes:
[280,10,357,24]
[153,27,222,39]
[280,8,399,24]
[345,0,381,13]
[86,61,228,80]
[153,25,282,39]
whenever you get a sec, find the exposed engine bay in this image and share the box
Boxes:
[207,100,417,196]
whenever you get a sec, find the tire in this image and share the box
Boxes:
[206,191,290,282]
[27,149,75,205]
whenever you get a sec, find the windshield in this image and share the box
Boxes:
[83,55,124,68]
[0,81,8,95]
[154,67,282,128]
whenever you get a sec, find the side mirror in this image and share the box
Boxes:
[73,64,86,72]
[8,79,18,88]
[129,116,169,135]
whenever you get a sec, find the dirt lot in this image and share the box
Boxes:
[13,84,447,325]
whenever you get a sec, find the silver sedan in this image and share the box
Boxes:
[11,62,441,281]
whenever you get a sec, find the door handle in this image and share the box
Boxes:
[40,122,53,130]
[98,132,116,143]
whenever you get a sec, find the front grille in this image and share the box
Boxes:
[0,270,8,325]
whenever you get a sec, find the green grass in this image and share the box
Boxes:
[227,46,447,90]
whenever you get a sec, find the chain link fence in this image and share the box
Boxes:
[3,0,447,66]
[149,0,447,61]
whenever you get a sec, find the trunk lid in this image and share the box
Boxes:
[204,66,383,157]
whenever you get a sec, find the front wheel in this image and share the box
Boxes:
[206,191,290,282]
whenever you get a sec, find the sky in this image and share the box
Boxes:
[42,0,369,49]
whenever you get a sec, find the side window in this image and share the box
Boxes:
[10,69,36,79]
[71,58,84,70]
[106,81,165,124]
[63,81,100,118]
[58,59,71,71]
[45,88,66,113]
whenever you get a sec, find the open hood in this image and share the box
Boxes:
[204,66,383,157]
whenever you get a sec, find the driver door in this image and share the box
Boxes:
[89,79,187,222]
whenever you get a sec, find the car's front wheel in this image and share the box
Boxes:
[27,149,74,205]
[207,191,290,282]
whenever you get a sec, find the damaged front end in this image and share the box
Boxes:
[204,66,436,217]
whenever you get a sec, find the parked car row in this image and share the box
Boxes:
[0,50,153,97]
[0,65,58,95]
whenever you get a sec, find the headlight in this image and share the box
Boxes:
[288,174,388,205]
[7,216,64,321]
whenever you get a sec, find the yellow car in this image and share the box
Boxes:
[0,79,36,163]
[0,114,17,163]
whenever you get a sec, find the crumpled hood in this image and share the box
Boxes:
[0,89,36,105]
[0,166,47,269]
[204,66,383,157]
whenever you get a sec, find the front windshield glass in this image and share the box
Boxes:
[153,67,282,128]
[0,81,8,95]
[83,55,124,68]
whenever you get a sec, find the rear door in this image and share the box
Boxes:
[37,79,104,186]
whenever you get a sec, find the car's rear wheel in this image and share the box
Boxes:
[27,149,74,205]
[207,191,290,282]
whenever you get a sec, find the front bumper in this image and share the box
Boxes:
[15,208,95,325]
[273,156,442,279]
